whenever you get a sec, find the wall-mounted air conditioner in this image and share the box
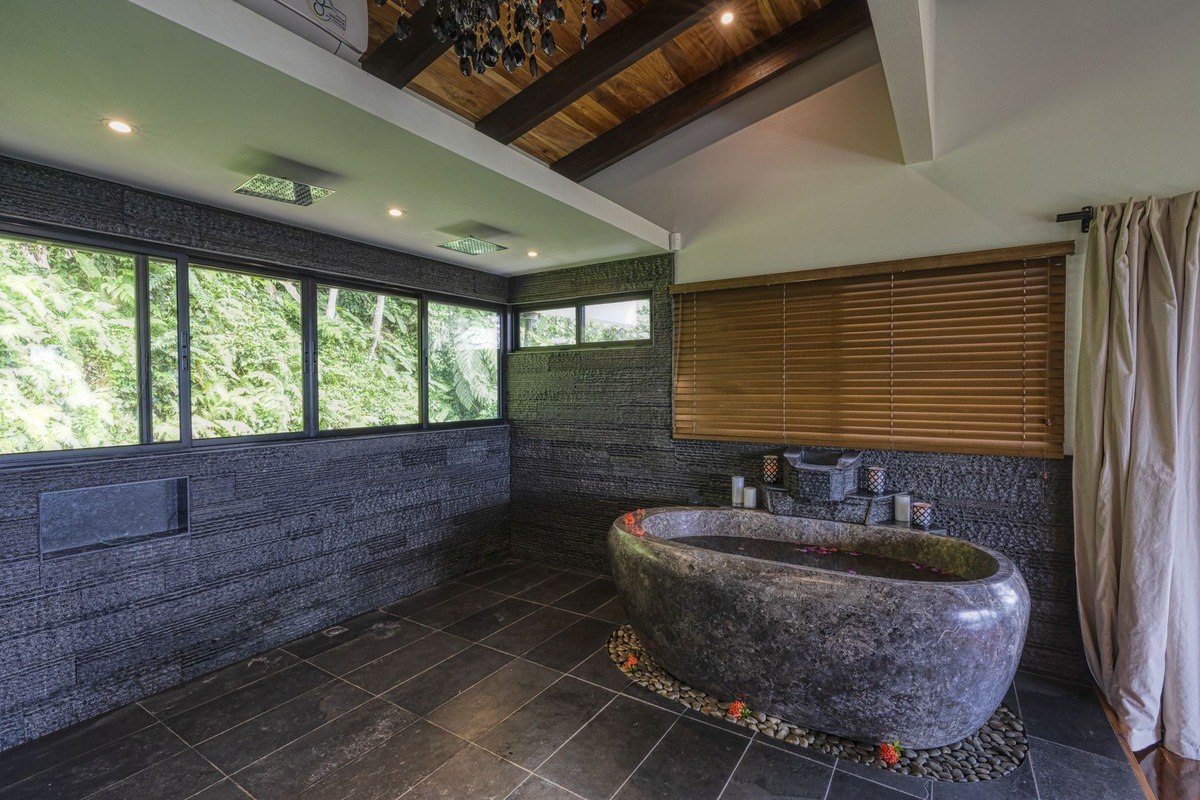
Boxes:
[232,0,368,63]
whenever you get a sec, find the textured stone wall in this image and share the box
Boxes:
[0,159,511,750]
[507,255,1085,680]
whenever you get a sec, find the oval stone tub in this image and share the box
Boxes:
[608,507,1029,748]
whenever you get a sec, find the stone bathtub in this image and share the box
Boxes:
[608,507,1029,748]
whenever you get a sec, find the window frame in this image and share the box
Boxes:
[0,218,507,469]
[511,291,652,352]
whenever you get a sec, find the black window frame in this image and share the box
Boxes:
[511,291,652,352]
[0,218,507,469]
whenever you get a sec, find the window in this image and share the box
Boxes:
[427,301,501,423]
[317,285,419,430]
[188,266,303,439]
[0,224,506,462]
[514,294,651,350]
[518,307,575,347]
[583,297,650,343]
[672,246,1068,458]
[0,235,141,454]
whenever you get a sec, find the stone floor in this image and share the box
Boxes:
[0,559,1147,800]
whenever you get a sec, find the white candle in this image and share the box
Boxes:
[743,487,758,508]
[894,492,912,524]
[731,476,745,507]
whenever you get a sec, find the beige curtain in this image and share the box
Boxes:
[1074,190,1200,759]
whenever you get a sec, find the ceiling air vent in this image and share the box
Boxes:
[234,173,334,206]
[438,237,508,256]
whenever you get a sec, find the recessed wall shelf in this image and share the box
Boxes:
[39,477,189,558]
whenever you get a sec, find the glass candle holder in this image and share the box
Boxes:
[912,501,934,529]
[865,465,887,494]
[762,455,780,484]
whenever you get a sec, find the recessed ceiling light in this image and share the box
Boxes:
[387,207,405,217]
[720,10,734,24]
[104,119,135,134]
[527,250,539,257]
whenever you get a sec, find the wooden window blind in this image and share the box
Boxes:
[672,244,1068,458]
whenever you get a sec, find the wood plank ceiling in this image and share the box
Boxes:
[364,0,870,181]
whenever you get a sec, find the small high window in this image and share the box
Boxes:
[513,294,651,350]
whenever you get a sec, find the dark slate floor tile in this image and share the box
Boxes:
[165,662,330,743]
[506,775,582,800]
[835,759,933,799]
[383,582,476,618]
[613,716,747,800]
[196,679,371,774]
[484,606,583,656]
[306,614,431,676]
[141,649,297,717]
[190,780,254,799]
[384,645,514,716]
[538,695,677,800]
[343,631,470,695]
[283,612,397,660]
[517,572,597,604]
[296,719,468,800]
[1027,736,1143,800]
[569,647,632,693]
[825,769,914,799]
[552,579,617,615]
[622,680,682,713]
[720,740,834,800]
[683,707,753,738]
[427,659,560,741]
[405,743,529,800]
[525,617,617,673]
[588,597,627,625]
[408,588,509,629]
[461,561,528,587]
[87,748,224,800]
[932,758,1037,799]
[483,565,563,596]
[1015,672,1125,760]
[444,597,542,642]
[478,676,615,769]
[0,723,185,800]
[0,703,156,790]
[231,698,416,800]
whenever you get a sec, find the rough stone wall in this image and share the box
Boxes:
[507,255,1084,680]
[0,159,511,750]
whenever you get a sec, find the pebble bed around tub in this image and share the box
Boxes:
[608,625,1028,783]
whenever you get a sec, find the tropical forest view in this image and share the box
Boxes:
[518,297,650,348]
[0,234,501,455]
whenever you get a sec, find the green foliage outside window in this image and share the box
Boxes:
[317,285,419,429]
[0,238,140,454]
[427,302,500,422]
[518,307,575,347]
[583,298,651,343]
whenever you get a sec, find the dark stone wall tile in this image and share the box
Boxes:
[506,254,1085,681]
[0,160,511,752]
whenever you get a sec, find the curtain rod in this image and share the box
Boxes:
[1056,206,1094,233]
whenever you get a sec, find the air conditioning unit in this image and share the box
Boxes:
[232,0,368,63]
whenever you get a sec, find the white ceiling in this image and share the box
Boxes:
[0,0,670,275]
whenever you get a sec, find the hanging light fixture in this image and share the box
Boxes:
[390,0,606,79]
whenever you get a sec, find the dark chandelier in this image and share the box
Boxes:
[387,0,607,78]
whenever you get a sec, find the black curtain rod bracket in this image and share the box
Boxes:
[1056,206,1094,233]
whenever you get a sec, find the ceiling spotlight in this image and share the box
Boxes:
[104,119,135,134]
[387,207,405,217]
[720,10,734,24]
[527,250,539,257]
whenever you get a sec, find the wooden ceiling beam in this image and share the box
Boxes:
[551,0,873,182]
[475,0,727,145]
[362,1,448,90]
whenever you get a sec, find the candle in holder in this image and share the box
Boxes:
[894,492,912,524]
[743,487,758,508]
[912,501,934,529]
[762,455,780,484]
[731,476,745,507]
[865,465,887,494]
